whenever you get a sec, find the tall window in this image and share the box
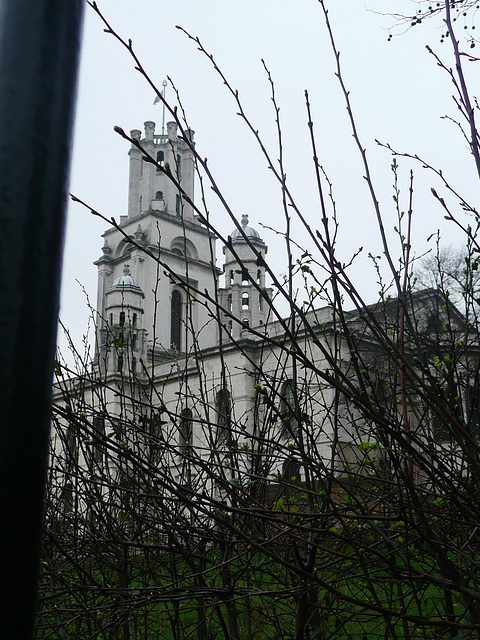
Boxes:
[466,385,480,439]
[176,153,182,178]
[176,193,181,214]
[432,371,463,442]
[283,456,301,483]
[216,389,231,445]
[156,150,164,170]
[92,414,105,465]
[155,190,163,200]
[229,270,234,286]
[228,293,233,312]
[149,414,162,465]
[242,292,249,309]
[65,423,78,469]
[171,290,182,351]
[179,408,193,450]
[282,380,298,437]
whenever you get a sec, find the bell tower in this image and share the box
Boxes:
[95,121,219,367]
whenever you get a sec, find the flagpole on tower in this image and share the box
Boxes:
[162,79,167,134]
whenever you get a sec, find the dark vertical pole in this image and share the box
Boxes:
[0,1,84,637]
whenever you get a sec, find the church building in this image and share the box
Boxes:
[61,119,460,491]
[89,120,337,480]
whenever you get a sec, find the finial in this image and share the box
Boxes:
[101,239,112,256]
[134,225,147,247]
[241,214,249,227]
[123,264,131,275]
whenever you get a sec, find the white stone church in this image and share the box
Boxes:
[63,118,452,486]
[86,119,344,481]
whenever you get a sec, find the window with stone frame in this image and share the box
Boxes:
[216,389,231,446]
[156,150,164,171]
[283,456,301,483]
[179,408,193,450]
[281,380,299,438]
[92,414,105,466]
[466,384,480,440]
[171,290,182,351]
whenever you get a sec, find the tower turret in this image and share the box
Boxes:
[220,215,271,340]
[98,264,147,376]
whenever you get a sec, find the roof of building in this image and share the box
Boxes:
[112,264,140,288]
[231,214,262,241]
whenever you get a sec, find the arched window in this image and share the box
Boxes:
[283,456,301,483]
[149,413,162,464]
[228,294,233,312]
[242,292,249,310]
[466,385,480,440]
[171,290,182,351]
[179,408,193,449]
[243,318,249,327]
[117,353,124,373]
[257,269,261,285]
[176,193,181,214]
[109,313,113,325]
[119,311,125,327]
[176,153,182,178]
[156,150,164,170]
[216,389,231,445]
[427,314,441,333]
[155,190,163,200]
[242,269,249,286]
[282,380,298,437]
[229,270,234,286]
[132,313,137,327]
[65,422,78,467]
[92,414,105,465]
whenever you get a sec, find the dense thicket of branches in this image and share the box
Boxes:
[37,1,480,639]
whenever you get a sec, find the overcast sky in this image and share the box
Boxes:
[59,0,479,357]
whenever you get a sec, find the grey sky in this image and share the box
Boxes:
[59,0,478,357]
